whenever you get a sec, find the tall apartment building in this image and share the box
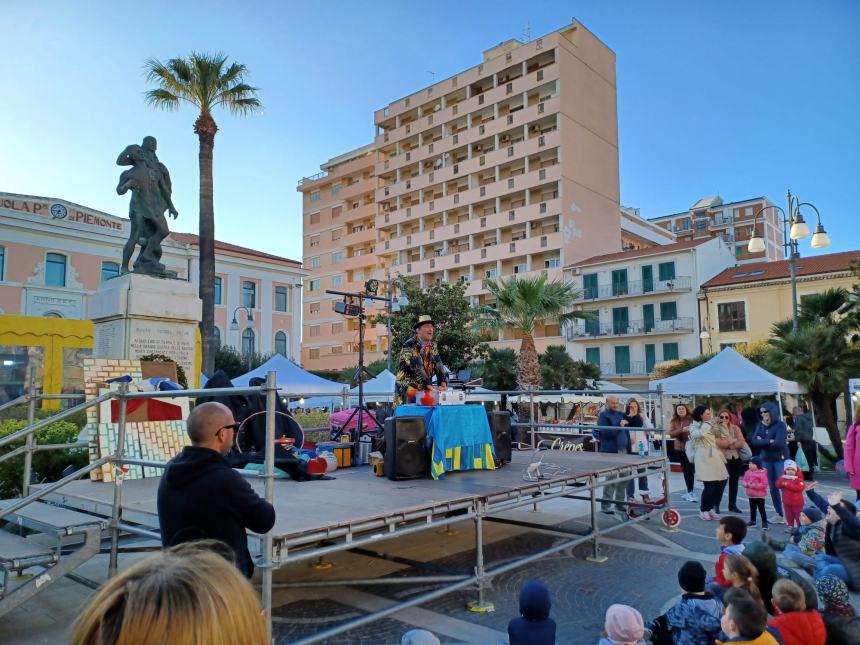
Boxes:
[648,196,782,265]
[297,145,382,370]
[373,21,620,350]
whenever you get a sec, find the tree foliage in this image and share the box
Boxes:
[338,358,388,386]
[144,53,262,376]
[539,345,601,390]
[471,348,518,391]
[375,277,488,372]
[0,419,86,498]
[213,345,271,379]
[477,274,588,391]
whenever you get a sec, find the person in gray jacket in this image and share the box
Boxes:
[793,406,816,480]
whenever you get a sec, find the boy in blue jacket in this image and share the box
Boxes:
[508,580,556,645]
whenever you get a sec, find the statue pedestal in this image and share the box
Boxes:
[90,273,201,384]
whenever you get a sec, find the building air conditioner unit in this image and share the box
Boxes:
[434,158,443,169]
[434,104,441,112]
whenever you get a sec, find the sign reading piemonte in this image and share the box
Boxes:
[0,197,124,231]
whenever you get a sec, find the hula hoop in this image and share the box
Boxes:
[234,410,305,453]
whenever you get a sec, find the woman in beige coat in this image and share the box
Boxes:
[713,407,747,514]
[689,405,728,521]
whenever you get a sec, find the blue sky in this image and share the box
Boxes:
[1,0,858,263]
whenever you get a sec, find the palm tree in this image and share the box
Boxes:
[144,53,262,375]
[765,289,860,455]
[478,274,589,392]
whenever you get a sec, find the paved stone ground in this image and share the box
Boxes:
[0,469,852,645]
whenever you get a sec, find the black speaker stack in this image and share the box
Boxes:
[384,416,430,480]
[487,411,512,466]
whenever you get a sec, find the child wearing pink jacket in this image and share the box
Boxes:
[743,456,769,530]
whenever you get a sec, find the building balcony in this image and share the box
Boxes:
[599,361,650,377]
[577,276,692,302]
[566,317,695,340]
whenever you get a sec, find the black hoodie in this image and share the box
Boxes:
[157,446,276,577]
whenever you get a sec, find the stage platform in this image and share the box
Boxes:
[34,449,668,644]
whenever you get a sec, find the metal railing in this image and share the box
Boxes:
[578,276,691,301]
[567,317,694,339]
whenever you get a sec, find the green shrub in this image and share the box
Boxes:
[292,411,330,431]
[0,419,88,498]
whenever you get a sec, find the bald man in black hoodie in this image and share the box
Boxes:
[157,401,276,577]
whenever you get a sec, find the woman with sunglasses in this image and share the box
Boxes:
[689,405,729,520]
[624,398,652,500]
[669,403,696,502]
[714,407,748,514]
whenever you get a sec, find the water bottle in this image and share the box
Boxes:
[638,441,645,458]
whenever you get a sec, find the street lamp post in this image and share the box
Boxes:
[230,306,255,368]
[747,190,830,332]
[383,272,408,372]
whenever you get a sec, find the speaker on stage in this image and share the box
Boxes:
[384,416,429,480]
[487,411,512,466]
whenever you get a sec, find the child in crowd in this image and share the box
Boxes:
[743,457,770,530]
[647,561,722,645]
[718,588,779,644]
[815,574,860,643]
[766,579,825,645]
[805,486,860,590]
[710,516,747,596]
[723,554,765,607]
[764,506,825,572]
[507,580,556,645]
[776,460,806,532]
[598,604,647,645]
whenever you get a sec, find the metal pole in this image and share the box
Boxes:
[789,242,799,332]
[529,389,536,449]
[108,383,129,577]
[22,370,37,496]
[262,370,276,644]
[386,297,392,373]
[657,385,666,458]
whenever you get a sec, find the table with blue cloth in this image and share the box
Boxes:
[393,405,496,480]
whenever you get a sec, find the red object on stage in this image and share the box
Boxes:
[110,399,183,423]
[420,389,435,406]
[306,457,328,475]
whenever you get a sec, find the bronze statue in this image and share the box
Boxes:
[116,136,178,276]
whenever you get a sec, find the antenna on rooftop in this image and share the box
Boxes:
[427,70,435,82]
[521,21,531,43]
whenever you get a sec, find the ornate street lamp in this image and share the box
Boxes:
[747,190,830,331]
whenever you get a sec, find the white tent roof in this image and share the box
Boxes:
[352,369,396,402]
[650,347,806,395]
[232,354,346,396]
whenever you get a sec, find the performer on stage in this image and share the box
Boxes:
[396,315,448,404]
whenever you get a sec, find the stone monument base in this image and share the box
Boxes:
[89,273,201,385]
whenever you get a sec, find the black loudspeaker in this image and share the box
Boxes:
[487,411,512,466]
[384,416,429,480]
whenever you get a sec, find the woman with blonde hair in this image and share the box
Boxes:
[714,407,748,514]
[723,553,765,608]
[690,405,729,520]
[669,403,695,502]
[70,542,267,645]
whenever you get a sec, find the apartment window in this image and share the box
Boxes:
[274,331,288,356]
[537,70,544,81]
[660,301,677,321]
[331,275,343,287]
[100,261,120,283]
[585,347,600,366]
[331,251,343,264]
[718,301,747,332]
[331,322,343,334]
[658,261,676,281]
[309,302,320,314]
[331,346,343,355]
[242,281,256,308]
[309,256,321,268]
[0,246,4,280]
[213,326,221,348]
[331,183,342,196]
[310,235,320,247]
[309,348,320,359]
[307,279,320,292]
[275,286,289,312]
[309,325,321,337]
[331,229,342,241]
[583,273,598,299]
[45,253,66,287]
[611,269,628,296]
[332,205,342,219]
[614,345,631,374]
[645,344,656,373]
[310,191,320,202]
[309,212,320,224]
[241,328,255,356]
[544,257,560,269]
[214,276,222,305]
[663,342,679,361]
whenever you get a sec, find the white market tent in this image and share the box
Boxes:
[232,354,346,396]
[649,347,806,395]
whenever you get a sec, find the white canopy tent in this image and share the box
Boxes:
[649,347,806,396]
[232,354,347,396]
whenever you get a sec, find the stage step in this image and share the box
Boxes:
[0,530,55,564]
[0,500,108,535]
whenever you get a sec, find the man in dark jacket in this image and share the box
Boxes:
[793,406,816,480]
[157,401,276,577]
[597,395,630,515]
[750,401,789,523]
